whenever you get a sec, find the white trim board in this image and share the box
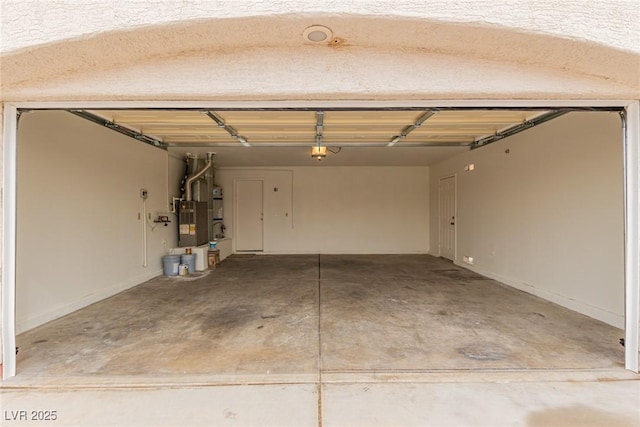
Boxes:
[7,100,635,109]
[623,100,640,372]
[455,260,624,329]
[245,251,433,255]
[2,104,18,378]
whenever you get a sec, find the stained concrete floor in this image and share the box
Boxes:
[4,254,639,426]
[13,254,625,379]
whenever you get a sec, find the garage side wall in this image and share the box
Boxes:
[16,111,176,333]
[429,112,624,327]
[217,166,430,254]
[167,152,185,207]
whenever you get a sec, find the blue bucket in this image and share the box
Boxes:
[181,254,196,274]
[162,255,181,276]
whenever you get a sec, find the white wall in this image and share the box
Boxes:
[216,167,430,254]
[167,152,185,205]
[16,111,177,333]
[430,112,624,327]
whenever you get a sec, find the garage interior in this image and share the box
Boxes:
[10,107,628,384]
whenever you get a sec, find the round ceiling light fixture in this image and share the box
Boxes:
[303,25,333,43]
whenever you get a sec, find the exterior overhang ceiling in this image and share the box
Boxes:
[1,13,638,101]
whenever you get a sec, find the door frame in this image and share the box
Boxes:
[2,99,638,378]
[438,174,457,261]
[622,101,640,373]
[233,177,264,252]
[2,104,18,379]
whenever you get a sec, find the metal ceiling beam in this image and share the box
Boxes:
[165,141,472,148]
[49,106,623,112]
[387,110,437,146]
[316,110,324,147]
[471,109,570,149]
[67,107,577,151]
[201,110,250,147]
[68,110,167,149]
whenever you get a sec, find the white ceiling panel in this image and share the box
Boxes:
[80,108,559,166]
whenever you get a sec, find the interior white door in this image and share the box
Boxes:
[235,179,264,251]
[439,176,456,260]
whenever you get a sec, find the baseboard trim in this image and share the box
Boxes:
[251,251,431,255]
[454,261,624,329]
[16,269,162,334]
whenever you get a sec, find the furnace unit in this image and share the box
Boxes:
[178,201,208,247]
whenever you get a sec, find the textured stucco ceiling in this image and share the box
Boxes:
[3,1,638,54]
[0,4,638,101]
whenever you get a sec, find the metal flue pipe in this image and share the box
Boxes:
[185,152,215,201]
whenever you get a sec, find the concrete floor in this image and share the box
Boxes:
[3,254,639,426]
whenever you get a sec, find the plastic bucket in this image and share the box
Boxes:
[181,254,196,274]
[162,255,181,276]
